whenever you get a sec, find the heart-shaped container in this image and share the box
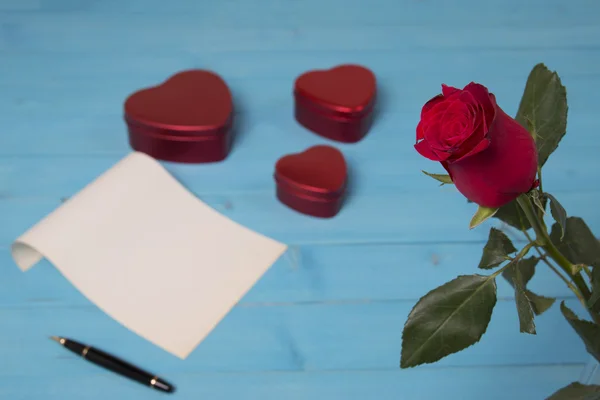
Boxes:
[273,145,348,218]
[123,70,234,163]
[274,174,347,218]
[293,64,377,143]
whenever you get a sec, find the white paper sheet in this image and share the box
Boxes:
[11,152,288,359]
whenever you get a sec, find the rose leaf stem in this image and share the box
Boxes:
[516,194,591,301]
[543,230,591,298]
[516,242,535,263]
[521,228,587,307]
[536,167,544,221]
[543,255,588,307]
[518,196,600,325]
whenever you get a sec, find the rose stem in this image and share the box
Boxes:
[521,227,587,307]
[516,194,592,300]
[536,167,545,222]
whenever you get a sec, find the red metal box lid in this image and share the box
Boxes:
[274,145,348,218]
[123,69,234,163]
[293,64,377,143]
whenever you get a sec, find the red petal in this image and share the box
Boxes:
[416,120,426,141]
[432,148,452,162]
[463,82,489,101]
[441,161,453,180]
[453,137,491,161]
[437,98,472,147]
[421,94,445,118]
[465,83,496,129]
[415,139,452,161]
[442,84,459,97]
[427,97,451,116]
[414,140,440,161]
[423,120,447,152]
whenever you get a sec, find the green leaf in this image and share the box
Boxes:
[526,290,556,315]
[502,256,538,285]
[546,382,600,400]
[469,206,499,229]
[523,116,536,139]
[511,263,536,334]
[550,217,600,269]
[560,301,600,363]
[502,257,556,315]
[493,196,547,231]
[478,228,517,269]
[546,193,567,240]
[400,274,497,368]
[422,170,453,185]
[515,63,568,168]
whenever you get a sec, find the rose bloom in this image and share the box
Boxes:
[414,83,538,208]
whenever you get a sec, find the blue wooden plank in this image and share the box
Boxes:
[0,98,597,157]
[1,189,598,246]
[1,49,599,84]
[2,18,600,52]
[0,140,597,199]
[0,52,598,161]
[20,0,600,28]
[0,0,39,11]
[0,299,589,374]
[0,366,586,400]
[0,74,599,124]
[0,241,576,307]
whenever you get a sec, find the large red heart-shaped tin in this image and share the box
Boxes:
[124,69,234,163]
[274,145,348,218]
[294,64,377,143]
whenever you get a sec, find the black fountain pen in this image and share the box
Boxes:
[50,336,175,394]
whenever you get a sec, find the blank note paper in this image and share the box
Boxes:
[11,152,288,359]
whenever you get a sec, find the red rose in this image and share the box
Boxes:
[415,82,538,208]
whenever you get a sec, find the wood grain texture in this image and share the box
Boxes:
[0,366,588,400]
[1,0,600,398]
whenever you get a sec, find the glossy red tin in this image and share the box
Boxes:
[294,64,377,143]
[124,69,234,163]
[274,145,347,218]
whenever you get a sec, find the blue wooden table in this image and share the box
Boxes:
[1,1,600,398]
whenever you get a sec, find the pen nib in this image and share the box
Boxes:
[49,336,63,344]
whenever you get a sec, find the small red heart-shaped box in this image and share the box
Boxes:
[124,69,234,163]
[274,145,347,218]
[294,64,376,143]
